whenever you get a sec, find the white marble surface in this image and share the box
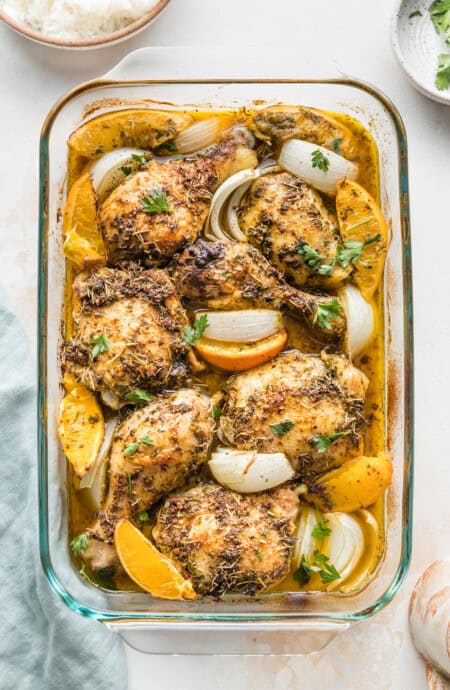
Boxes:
[1,0,450,687]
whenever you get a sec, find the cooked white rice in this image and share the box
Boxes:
[1,0,159,39]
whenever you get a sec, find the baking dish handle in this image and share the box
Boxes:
[102,46,346,83]
[104,620,350,655]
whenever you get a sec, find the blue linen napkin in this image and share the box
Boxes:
[0,292,127,690]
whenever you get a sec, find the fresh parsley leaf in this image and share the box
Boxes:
[141,188,172,214]
[166,140,178,152]
[71,533,89,557]
[331,137,343,154]
[141,436,154,446]
[408,9,423,17]
[120,165,132,177]
[429,0,450,43]
[313,430,352,454]
[139,511,150,522]
[270,420,294,436]
[336,233,381,268]
[296,550,341,586]
[311,149,330,172]
[435,53,450,90]
[212,405,222,422]
[297,242,334,276]
[132,153,148,165]
[312,510,332,540]
[125,389,154,404]
[89,333,110,360]
[313,298,343,330]
[123,442,140,456]
[293,555,313,585]
[182,314,209,346]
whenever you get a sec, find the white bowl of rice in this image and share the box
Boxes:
[0,0,170,49]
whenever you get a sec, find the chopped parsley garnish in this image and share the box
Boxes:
[311,149,330,172]
[293,550,341,585]
[336,233,381,268]
[123,437,154,456]
[141,188,172,214]
[212,405,222,422]
[313,298,343,330]
[331,137,343,154]
[89,333,110,360]
[312,510,332,540]
[141,436,154,446]
[297,242,334,276]
[435,53,450,90]
[256,551,263,560]
[120,165,132,177]
[166,140,178,152]
[139,512,150,522]
[270,420,294,436]
[429,0,450,43]
[131,153,148,165]
[182,314,209,346]
[125,389,154,404]
[313,430,352,453]
[409,9,423,17]
[71,533,89,557]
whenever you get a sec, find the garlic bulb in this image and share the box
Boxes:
[409,560,450,678]
[209,447,294,493]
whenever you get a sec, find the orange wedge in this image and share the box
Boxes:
[195,330,288,372]
[58,384,104,478]
[68,109,193,159]
[62,172,106,270]
[114,520,196,600]
[336,179,388,300]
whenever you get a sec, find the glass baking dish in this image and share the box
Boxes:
[38,49,413,655]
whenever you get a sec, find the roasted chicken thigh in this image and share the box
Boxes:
[171,239,346,338]
[219,350,369,478]
[84,389,215,571]
[153,483,299,595]
[99,126,257,263]
[65,264,189,404]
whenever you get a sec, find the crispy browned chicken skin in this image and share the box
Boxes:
[84,389,215,572]
[99,126,257,263]
[219,350,369,479]
[153,483,299,596]
[65,264,189,403]
[171,239,346,338]
[239,172,351,289]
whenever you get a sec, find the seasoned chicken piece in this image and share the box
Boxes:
[84,389,215,572]
[219,350,369,479]
[65,264,189,404]
[153,483,299,595]
[239,173,351,289]
[171,239,346,338]
[249,105,358,160]
[100,126,257,263]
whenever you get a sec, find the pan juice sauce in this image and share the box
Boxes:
[67,107,385,594]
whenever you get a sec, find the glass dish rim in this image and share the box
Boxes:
[38,76,414,625]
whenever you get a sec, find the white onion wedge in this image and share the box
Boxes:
[278,139,358,195]
[79,418,118,510]
[196,309,283,343]
[226,182,251,241]
[101,390,123,410]
[325,513,364,589]
[339,510,380,592]
[338,284,375,357]
[174,118,221,154]
[292,506,317,569]
[90,147,149,201]
[209,447,294,493]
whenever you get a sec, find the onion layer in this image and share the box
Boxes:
[90,147,149,201]
[79,418,118,510]
[278,139,358,195]
[174,118,220,154]
[195,309,283,343]
[209,447,294,493]
[338,284,375,357]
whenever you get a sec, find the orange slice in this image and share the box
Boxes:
[68,109,193,159]
[336,179,388,300]
[62,172,106,270]
[114,520,196,600]
[58,384,104,478]
[195,330,288,372]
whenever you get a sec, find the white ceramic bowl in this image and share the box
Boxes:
[392,0,450,105]
[0,0,169,50]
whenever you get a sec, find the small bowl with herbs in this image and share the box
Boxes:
[392,0,450,104]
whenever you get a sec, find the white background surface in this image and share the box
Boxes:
[1,0,449,687]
